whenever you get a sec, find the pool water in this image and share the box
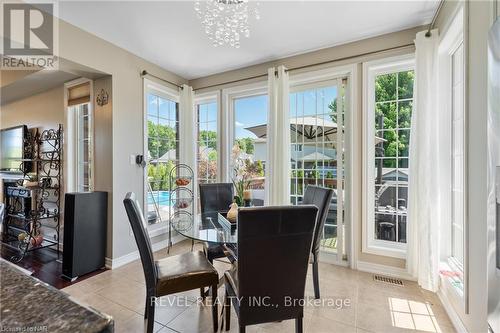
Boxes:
[148,191,171,206]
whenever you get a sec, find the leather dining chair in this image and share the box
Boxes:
[301,185,334,299]
[123,192,219,333]
[199,183,234,264]
[223,205,318,333]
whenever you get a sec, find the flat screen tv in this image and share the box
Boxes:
[0,125,28,173]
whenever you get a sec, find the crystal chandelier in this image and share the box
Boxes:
[194,0,260,48]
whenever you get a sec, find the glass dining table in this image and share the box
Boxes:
[169,211,237,246]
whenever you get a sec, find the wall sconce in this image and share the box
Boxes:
[96,89,109,106]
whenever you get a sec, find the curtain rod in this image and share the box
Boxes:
[193,43,414,91]
[141,70,184,90]
[425,0,445,37]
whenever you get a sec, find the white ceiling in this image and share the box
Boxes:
[58,1,438,80]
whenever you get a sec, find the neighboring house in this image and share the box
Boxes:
[381,168,409,183]
[253,138,337,168]
[151,149,177,164]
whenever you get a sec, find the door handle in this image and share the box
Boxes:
[136,155,146,168]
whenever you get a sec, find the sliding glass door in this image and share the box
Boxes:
[290,78,347,261]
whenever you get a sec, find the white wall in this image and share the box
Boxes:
[463,1,493,331]
[0,86,64,131]
[93,76,113,258]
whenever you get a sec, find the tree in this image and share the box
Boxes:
[235,137,254,155]
[148,121,177,159]
[198,160,217,181]
[199,130,217,149]
[148,160,175,191]
[374,70,414,168]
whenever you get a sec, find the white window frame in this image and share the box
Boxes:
[194,91,222,184]
[362,54,415,259]
[64,78,94,194]
[143,78,180,236]
[437,5,468,312]
[450,40,465,272]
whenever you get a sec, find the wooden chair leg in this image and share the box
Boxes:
[224,291,231,331]
[312,257,320,299]
[200,287,206,300]
[211,284,218,332]
[295,317,303,333]
[145,297,155,333]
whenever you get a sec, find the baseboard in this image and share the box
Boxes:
[437,287,468,333]
[356,260,416,281]
[319,251,349,266]
[105,234,185,269]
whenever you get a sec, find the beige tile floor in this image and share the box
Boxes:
[62,240,456,333]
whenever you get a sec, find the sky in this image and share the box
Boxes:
[234,94,268,139]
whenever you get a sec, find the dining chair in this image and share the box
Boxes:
[301,185,334,299]
[123,192,219,333]
[199,183,234,264]
[223,205,318,333]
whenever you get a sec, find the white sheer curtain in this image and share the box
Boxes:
[266,66,290,205]
[407,29,441,292]
[178,84,196,180]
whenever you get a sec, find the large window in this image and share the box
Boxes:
[232,94,268,206]
[451,42,465,269]
[66,79,93,193]
[290,80,346,254]
[145,82,179,225]
[364,56,414,257]
[196,100,218,184]
[74,103,93,192]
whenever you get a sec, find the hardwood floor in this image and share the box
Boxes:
[0,244,106,289]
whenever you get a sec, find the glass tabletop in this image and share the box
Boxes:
[170,211,237,245]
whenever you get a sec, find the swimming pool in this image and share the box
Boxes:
[148,191,171,206]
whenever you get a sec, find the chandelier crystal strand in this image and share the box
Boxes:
[194,0,260,48]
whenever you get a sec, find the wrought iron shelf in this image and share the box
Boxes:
[7,213,59,221]
[14,158,61,162]
[2,236,58,253]
[168,164,195,253]
[1,124,63,263]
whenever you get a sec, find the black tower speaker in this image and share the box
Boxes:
[63,191,108,280]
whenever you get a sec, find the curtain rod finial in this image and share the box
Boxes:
[425,31,432,38]
[141,70,147,76]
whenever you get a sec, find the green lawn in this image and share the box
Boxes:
[321,237,337,249]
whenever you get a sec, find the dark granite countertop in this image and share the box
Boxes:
[0,260,113,332]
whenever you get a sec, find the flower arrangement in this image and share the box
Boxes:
[231,144,251,205]
[231,144,264,206]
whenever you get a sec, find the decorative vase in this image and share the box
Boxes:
[243,190,252,207]
[227,202,238,223]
